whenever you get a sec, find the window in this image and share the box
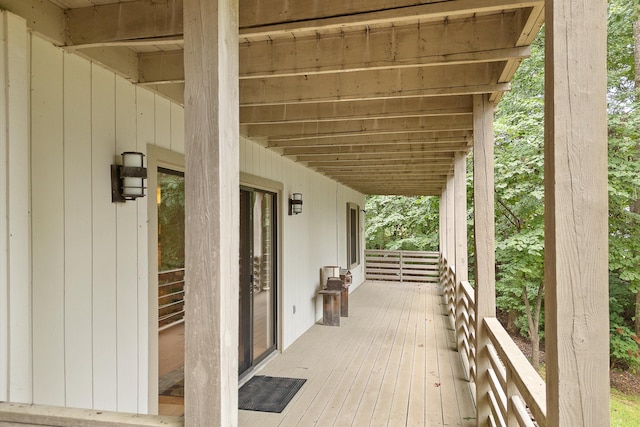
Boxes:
[347,202,360,268]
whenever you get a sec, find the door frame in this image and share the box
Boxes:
[239,173,284,375]
[147,145,185,414]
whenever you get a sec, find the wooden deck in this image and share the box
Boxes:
[239,280,475,426]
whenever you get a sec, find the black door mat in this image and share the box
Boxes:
[238,375,306,413]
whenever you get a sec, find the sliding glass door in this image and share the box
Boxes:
[239,187,277,375]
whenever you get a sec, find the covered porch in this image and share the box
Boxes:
[0,0,611,426]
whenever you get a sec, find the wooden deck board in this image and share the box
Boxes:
[240,280,475,426]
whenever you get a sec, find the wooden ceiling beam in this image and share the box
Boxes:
[240,63,506,106]
[282,142,470,156]
[240,0,544,38]
[0,0,65,45]
[246,115,473,139]
[240,96,473,125]
[65,0,183,47]
[266,131,470,147]
[139,50,185,84]
[312,160,453,168]
[240,17,528,78]
[295,152,458,162]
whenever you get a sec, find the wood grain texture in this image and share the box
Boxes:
[544,1,610,425]
[472,93,496,426]
[238,281,475,427]
[454,152,468,282]
[183,0,239,425]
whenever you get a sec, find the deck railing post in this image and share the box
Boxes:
[472,93,496,426]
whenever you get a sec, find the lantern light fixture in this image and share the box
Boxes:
[111,151,148,203]
[289,193,303,215]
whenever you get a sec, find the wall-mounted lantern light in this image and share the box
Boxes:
[289,193,303,215]
[111,151,148,203]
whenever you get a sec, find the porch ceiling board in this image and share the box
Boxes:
[239,96,473,125]
[245,116,474,139]
[266,132,471,148]
[50,0,544,197]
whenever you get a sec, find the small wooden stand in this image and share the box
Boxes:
[318,289,341,326]
[340,288,349,317]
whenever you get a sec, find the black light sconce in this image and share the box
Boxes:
[289,193,303,215]
[111,151,148,203]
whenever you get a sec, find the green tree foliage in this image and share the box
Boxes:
[606,0,640,370]
[365,195,440,251]
[158,171,186,271]
[493,32,546,370]
[364,0,640,372]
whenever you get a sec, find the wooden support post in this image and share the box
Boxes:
[184,0,239,426]
[454,152,468,357]
[439,186,447,260]
[454,152,468,282]
[446,173,455,272]
[472,93,496,427]
[544,1,609,425]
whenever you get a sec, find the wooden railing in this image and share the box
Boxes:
[158,267,185,330]
[440,254,547,427]
[364,250,439,283]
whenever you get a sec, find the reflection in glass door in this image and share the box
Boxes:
[239,187,277,376]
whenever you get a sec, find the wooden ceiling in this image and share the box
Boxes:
[15,0,545,196]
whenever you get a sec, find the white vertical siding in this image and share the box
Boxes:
[135,88,151,414]
[31,35,66,406]
[114,77,140,413]
[90,64,118,411]
[154,96,171,150]
[62,51,93,409]
[23,30,186,411]
[0,11,31,404]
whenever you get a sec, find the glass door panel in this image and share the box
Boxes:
[239,187,277,375]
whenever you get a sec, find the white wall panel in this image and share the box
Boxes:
[154,96,171,150]
[170,102,184,154]
[136,86,156,414]
[0,13,10,404]
[13,28,188,411]
[115,76,140,413]
[90,63,118,411]
[135,88,152,414]
[62,51,93,409]
[31,35,65,406]
[0,11,31,404]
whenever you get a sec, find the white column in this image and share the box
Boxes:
[472,93,496,426]
[544,1,609,425]
[184,0,239,425]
